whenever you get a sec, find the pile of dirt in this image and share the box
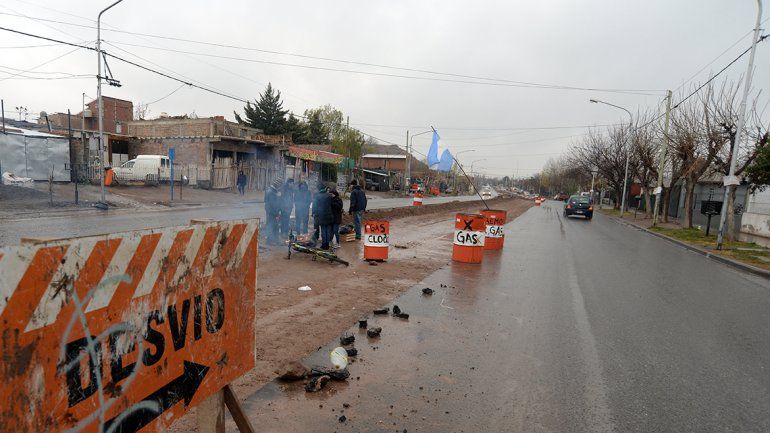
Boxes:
[341,196,511,224]
[0,183,48,201]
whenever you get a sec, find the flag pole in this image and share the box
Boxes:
[431,125,489,210]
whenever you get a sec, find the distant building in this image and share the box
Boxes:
[362,154,407,171]
[126,115,282,190]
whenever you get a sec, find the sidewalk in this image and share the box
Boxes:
[600,207,770,278]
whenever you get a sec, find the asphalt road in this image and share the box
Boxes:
[238,200,770,432]
[0,192,493,246]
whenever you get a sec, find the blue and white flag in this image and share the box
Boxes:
[438,149,453,172]
[427,131,441,168]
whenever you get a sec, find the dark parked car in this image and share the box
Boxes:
[557,192,569,201]
[564,195,593,220]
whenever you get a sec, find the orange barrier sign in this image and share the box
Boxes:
[481,209,507,250]
[363,220,389,261]
[0,219,259,433]
[452,213,486,264]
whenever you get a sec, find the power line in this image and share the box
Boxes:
[0,45,83,82]
[0,10,665,95]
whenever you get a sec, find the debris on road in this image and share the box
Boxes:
[298,285,312,291]
[422,287,434,295]
[395,312,410,320]
[345,347,358,357]
[367,327,382,338]
[393,244,408,249]
[358,319,368,329]
[340,334,355,345]
[275,360,309,381]
[373,308,389,315]
[338,415,347,423]
[311,367,350,381]
[305,375,331,392]
[330,347,349,370]
[392,305,401,315]
[368,260,379,266]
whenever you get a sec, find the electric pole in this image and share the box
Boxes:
[653,90,672,227]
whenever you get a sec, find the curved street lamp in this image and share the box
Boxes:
[590,98,633,218]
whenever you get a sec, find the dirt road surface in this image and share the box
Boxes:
[166,197,531,432]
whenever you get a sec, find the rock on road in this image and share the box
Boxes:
[238,200,770,432]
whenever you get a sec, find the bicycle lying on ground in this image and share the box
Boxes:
[286,232,350,266]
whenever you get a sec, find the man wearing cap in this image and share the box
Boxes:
[264,179,281,245]
[348,179,367,240]
[312,183,334,250]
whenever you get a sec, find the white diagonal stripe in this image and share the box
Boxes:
[203,224,234,277]
[25,239,98,332]
[85,234,142,313]
[132,229,181,299]
[227,222,257,271]
[171,225,208,285]
[0,246,34,318]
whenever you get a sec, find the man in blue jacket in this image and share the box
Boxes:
[348,179,367,240]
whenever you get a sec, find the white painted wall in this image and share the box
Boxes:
[740,188,770,246]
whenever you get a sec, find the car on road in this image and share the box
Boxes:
[481,186,493,198]
[556,192,569,201]
[564,195,593,220]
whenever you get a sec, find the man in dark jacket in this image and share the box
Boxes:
[312,183,334,249]
[330,189,344,248]
[264,180,281,245]
[236,171,247,196]
[294,181,311,234]
[279,179,295,239]
[348,179,367,240]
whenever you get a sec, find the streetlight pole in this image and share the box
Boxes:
[454,149,475,194]
[717,0,763,249]
[407,130,432,193]
[653,90,673,226]
[470,159,485,194]
[590,98,633,218]
[97,0,124,206]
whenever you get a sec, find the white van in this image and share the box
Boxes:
[112,155,174,183]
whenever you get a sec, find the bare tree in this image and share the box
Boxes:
[631,113,658,218]
[706,81,769,240]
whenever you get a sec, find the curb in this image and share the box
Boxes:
[608,216,770,280]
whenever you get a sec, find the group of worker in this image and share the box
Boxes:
[264,178,367,250]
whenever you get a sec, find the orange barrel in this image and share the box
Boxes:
[363,220,389,261]
[413,192,424,206]
[104,167,114,186]
[452,213,486,264]
[535,198,541,206]
[481,209,507,250]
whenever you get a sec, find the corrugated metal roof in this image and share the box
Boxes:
[362,154,406,159]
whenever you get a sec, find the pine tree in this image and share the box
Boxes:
[234,83,288,134]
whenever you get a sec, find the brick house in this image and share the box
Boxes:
[126,115,283,190]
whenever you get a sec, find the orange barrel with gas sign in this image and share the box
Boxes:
[452,213,486,263]
[481,209,507,250]
[413,192,424,206]
[364,220,389,261]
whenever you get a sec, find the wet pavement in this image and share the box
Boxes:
[234,201,770,433]
[0,192,492,246]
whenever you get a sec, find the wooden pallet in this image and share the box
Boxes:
[341,233,357,242]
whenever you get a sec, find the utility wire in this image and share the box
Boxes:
[0,11,665,95]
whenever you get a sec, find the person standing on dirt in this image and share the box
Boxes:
[348,179,368,240]
[265,179,281,245]
[294,181,311,234]
[279,178,295,239]
[312,183,334,250]
[330,189,344,249]
[236,171,247,196]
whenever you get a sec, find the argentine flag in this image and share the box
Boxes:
[427,130,453,172]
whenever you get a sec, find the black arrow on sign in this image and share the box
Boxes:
[102,361,209,433]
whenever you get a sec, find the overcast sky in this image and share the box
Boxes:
[1,0,768,177]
